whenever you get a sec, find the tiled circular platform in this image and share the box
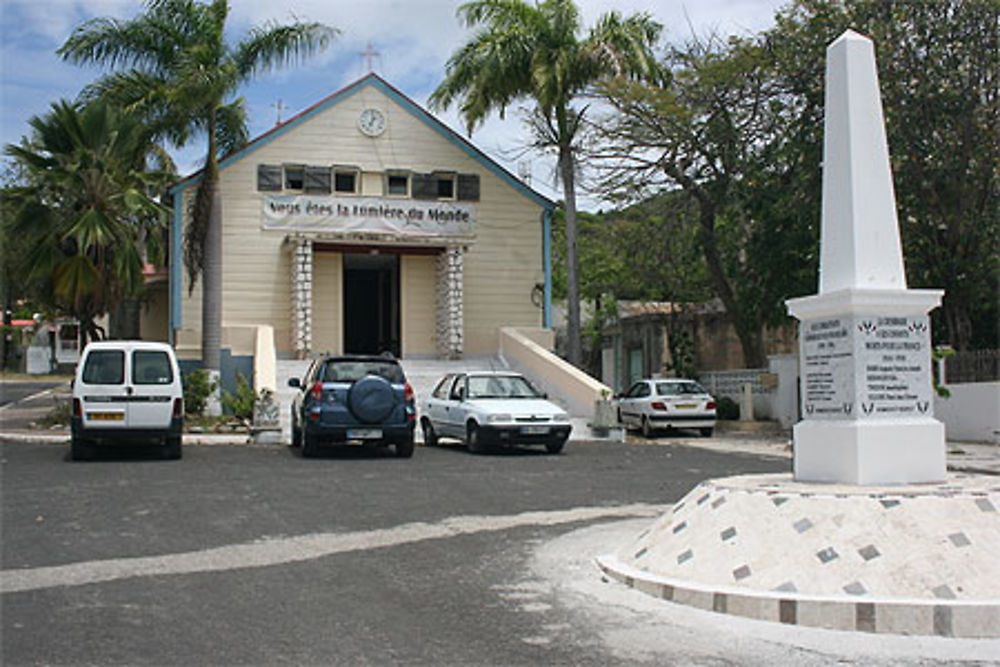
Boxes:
[597,473,1000,638]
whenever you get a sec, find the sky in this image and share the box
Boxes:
[0,0,786,211]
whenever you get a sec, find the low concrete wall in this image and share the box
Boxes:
[498,327,610,418]
[935,382,1000,444]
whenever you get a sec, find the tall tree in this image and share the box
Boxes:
[59,0,337,369]
[591,34,814,367]
[4,100,170,346]
[430,0,662,367]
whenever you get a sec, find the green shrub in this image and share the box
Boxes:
[182,369,217,416]
[221,372,255,421]
[716,396,740,420]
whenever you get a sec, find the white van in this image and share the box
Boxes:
[71,341,184,460]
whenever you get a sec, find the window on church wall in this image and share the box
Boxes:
[284,164,305,190]
[334,168,359,194]
[435,172,456,200]
[386,172,410,197]
[411,172,463,201]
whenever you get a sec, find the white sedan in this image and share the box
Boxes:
[617,378,717,437]
[420,371,572,454]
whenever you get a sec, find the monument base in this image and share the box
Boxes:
[598,473,1000,638]
[793,419,945,484]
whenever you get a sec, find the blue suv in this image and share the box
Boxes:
[289,355,416,458]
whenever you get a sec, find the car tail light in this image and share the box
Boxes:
[311,381,324,401]
[73,398,82,417]
[707,401,717,410]
[651,401,667,411]
[404,382,414,402]
[172,398,184,418]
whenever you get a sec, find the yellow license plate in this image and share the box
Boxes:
[89,412,124,421]
[676,403,697,410]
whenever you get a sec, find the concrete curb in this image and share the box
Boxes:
[0,431,255,446]
[596,555,1000,639]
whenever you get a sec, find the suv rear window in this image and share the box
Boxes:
[132,350,173,385]
[322,359,404,384]
[82,350,124,385]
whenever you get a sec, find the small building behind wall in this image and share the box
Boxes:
[601,300,797,392]
[168,74,554,370]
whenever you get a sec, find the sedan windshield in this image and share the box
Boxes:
[467,375,540,399]
[656,381,707,396]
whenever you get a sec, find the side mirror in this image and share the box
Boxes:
[540,392,548,399]
[288,378,301,388]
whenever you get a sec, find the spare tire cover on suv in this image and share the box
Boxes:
[347,375,397,424]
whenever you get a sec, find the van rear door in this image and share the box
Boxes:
[79,348,129,429]
[128,348,176,429]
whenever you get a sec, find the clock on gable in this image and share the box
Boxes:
[358,108,386,137]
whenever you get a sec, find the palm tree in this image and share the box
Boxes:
[4,100,171,347]
[430,0,662,367]
[59,0,337,371]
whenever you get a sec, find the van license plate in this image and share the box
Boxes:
[347,428,382,439]
[89,412,124,421]
[521,426,550,435]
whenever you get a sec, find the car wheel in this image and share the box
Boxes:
[421,418,438,447]
[700,427,714,438]
[466,423,483,454]
[545,439,565,454]
[163,436,182,460]
[290,410,302,447]
[395,435,415,458]
[302,432,320,458]
[641,416,653,438]
[70,436,95,461]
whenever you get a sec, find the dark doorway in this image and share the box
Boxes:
[343,252,400,356]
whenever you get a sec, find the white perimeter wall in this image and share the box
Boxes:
[934,382,1000,444]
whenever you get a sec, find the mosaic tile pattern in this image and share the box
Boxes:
[614,473,1000,604]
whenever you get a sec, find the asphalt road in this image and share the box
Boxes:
[1,439,795,666]
[0,382,61,408]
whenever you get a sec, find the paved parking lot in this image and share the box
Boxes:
[4,438,997,665]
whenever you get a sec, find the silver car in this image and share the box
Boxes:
[617,378,717,437]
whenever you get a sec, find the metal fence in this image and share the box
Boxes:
[944,349,1000,384]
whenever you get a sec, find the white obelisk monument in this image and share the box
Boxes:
[786,30,945,484]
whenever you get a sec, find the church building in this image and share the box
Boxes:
[166,74,555,362]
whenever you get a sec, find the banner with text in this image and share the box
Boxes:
[262,195,475,237]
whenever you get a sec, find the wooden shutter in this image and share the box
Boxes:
[457,173,480,201]
[303,166,332,193]
[257,164,282,191]
[411,173,437,200]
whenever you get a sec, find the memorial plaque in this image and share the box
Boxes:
[800,317,854,419]
[800,315,933,421]
[854,315,933,419]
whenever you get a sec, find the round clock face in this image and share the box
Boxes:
[358,108,386,137]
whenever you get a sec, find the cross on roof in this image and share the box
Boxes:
[360,42,381,72]
[271,99,288,126]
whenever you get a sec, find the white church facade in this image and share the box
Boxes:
[166,74,555,362]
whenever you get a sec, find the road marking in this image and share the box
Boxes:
[1,503,663,594]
